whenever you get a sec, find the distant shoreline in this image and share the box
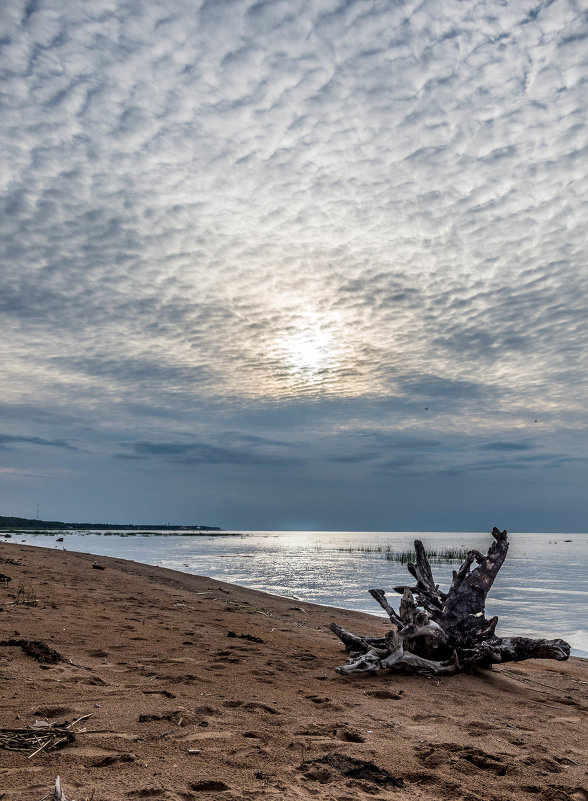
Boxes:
[0,514,221,532]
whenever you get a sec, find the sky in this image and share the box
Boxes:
[1,0,587,532]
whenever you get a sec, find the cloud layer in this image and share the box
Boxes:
[1,0,587,528]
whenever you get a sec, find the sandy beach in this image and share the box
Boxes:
[0,541,586,801]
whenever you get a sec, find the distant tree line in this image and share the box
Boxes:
[0,515,220,531]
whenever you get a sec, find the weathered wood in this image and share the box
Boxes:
[441,527,509,630]
[407,540,446,612]
[328,623,387,653]
[331,527,571,675]
[52,775,67,801]
[368,589,403,627]
[468,636,571,665]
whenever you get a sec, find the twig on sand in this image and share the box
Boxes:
[38,775,67,801]
[0,714,93,758]
[38,770,96,801]
[52,775,66,801]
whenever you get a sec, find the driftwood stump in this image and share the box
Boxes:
[330,527,570,675]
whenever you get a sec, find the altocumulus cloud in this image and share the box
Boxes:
[1,0,587,528]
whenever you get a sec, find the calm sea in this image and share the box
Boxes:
[13,529,588,657]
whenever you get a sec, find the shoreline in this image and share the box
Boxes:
[10,531,588,659]
[1,541,587,801]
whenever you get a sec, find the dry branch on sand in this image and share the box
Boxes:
[37,773,96,801]
[330,527,570,675]
[0,715,91,761]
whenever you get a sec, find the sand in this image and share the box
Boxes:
[0,540,586,801]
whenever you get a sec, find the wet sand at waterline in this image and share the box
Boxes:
[1,542,586,801]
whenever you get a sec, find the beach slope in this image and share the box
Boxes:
[1,542,586,801]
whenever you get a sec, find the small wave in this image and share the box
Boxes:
[497,586,588,597]
[568,629,588,655]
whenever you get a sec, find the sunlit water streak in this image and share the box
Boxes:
[15,530,588,657]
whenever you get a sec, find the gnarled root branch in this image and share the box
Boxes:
[331,528,571,676]
[332,625,460,676]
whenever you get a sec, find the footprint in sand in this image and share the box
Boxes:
[91,752,136,767]
[32,705,71,718]
[520,754,563,774]
[365,689,404,700]
[294,724,365,743]
[304,694,331,704]
[416,743,507,776]
[569,791,588,801]
[244,702,280,715]
[534,789,587,801]
[303,693,342,711]
[189,780,230,792]
[411,713,446,723]
[334,728,365,743]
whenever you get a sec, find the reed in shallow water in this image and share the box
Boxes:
[385,546,469,564]
[336,544,469,564]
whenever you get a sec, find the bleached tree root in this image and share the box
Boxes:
[331,527,571,676]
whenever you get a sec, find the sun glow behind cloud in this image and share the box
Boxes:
[281,327,333,374]
[268,320,343,397]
